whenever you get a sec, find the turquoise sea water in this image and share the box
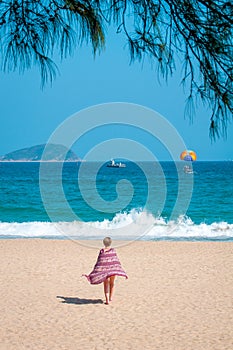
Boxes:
[0,161,233,240]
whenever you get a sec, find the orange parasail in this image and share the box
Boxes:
[180,150,197,161]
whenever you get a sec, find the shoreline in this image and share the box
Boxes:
[1,239,232,349]
[1,236,233,242]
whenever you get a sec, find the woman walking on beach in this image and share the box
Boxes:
[83,237,128,305]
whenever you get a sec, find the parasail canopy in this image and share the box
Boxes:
[180,150,197,162]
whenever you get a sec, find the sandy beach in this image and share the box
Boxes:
[0,239,232,350]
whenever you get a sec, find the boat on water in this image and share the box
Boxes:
[183,165,194,174]
[107,159,126,168]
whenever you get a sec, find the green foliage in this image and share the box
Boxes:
[0,0,105,86]
[0,1,232,137]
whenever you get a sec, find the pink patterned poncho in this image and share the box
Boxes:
[84,248,128,285]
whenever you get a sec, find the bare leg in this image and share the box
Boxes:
[109,275,115,302]
[104,278,110,304]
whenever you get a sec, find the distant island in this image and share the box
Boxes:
[0,144,82,162]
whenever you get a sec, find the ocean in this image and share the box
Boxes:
[0,161,233,241]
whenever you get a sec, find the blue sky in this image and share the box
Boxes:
[0,30,232,161]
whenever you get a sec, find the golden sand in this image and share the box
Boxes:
[0,240,232,350]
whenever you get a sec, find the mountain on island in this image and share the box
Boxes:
[0,144,81,162]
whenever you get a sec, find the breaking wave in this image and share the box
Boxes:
[0,209,233,241]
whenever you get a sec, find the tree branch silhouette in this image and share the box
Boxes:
[0,1,232,137]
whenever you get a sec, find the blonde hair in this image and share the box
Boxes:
[103,237,112,247]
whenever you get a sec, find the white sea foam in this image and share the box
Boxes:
[0,209,233,241]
